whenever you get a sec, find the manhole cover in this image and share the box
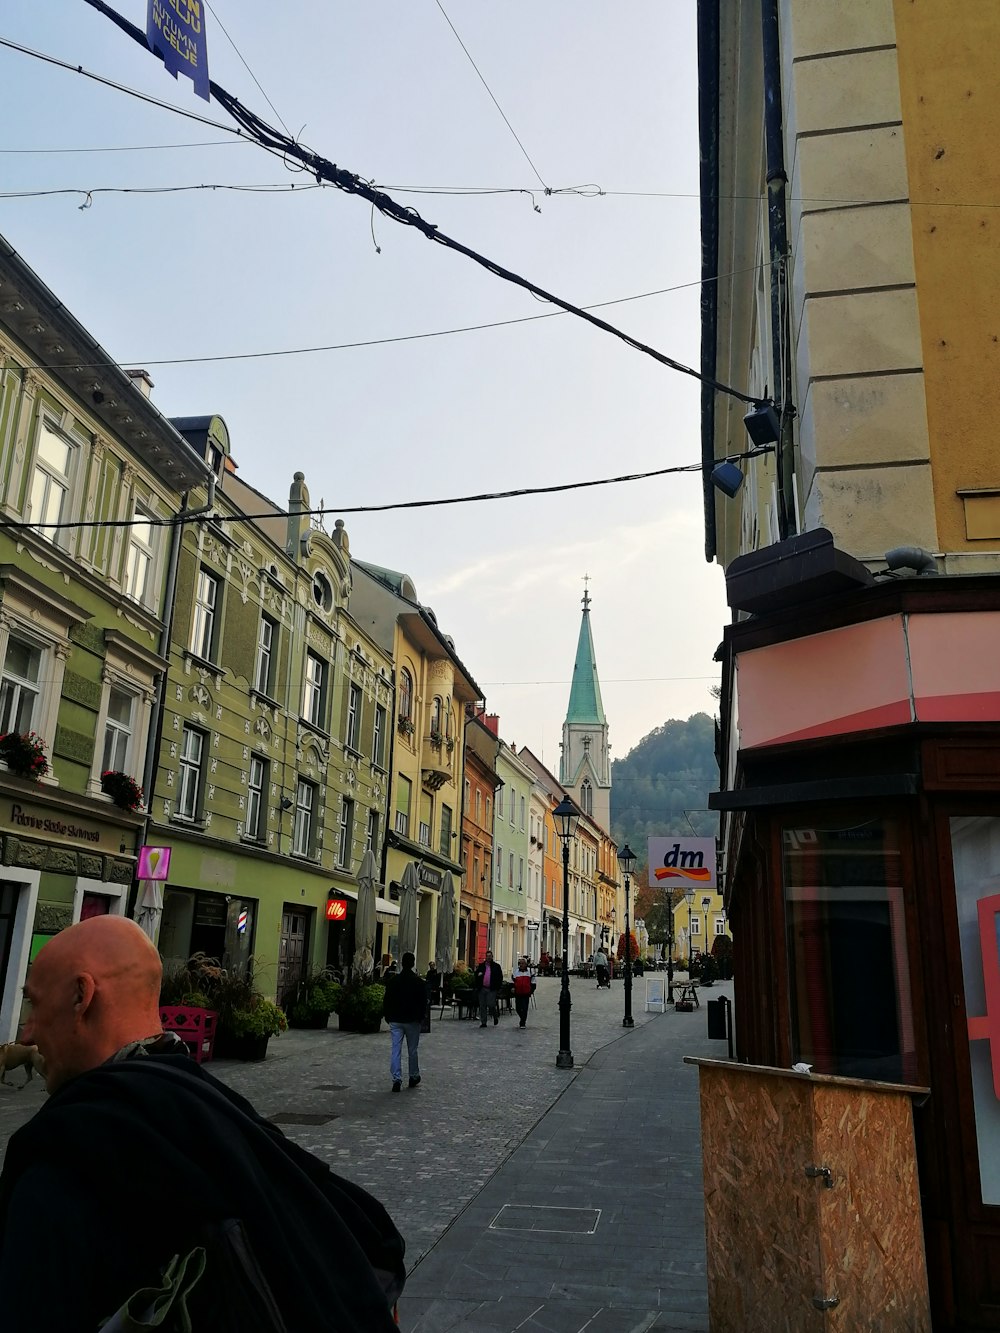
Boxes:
[268,1113,338,1126]
[313,1084,348,1091]
[489,1205,601,1234]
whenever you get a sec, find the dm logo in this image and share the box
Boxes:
[647,837,717,890]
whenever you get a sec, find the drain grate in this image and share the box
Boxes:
[489,1205,601,1234]
[268,1112,338,1126]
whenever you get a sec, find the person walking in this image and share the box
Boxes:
[382,952,427,1092]
[0,915,404,1332]
[512,959,533,1027]
[474,949,504,1027]
[594,947,610,989]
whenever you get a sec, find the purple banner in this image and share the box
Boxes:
[147,0,209,102]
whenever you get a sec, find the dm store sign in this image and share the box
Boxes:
[647,837,716,890]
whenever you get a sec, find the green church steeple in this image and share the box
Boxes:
[566,584,606,724]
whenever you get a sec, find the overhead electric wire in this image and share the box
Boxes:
[432,0,547,191]
[7,8,759,407]
[16,264,767,373]
[0,460,703,535]
[0,138,247,154]
[203,0,292,138]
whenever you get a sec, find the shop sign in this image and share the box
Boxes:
[647,837,716,889]
[6,800,117,853]
[418,865,443,889]
[137,846,172,881]
[326,896,349,922]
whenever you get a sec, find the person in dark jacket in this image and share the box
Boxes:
[382,951,427,1091]
[474,950,504,1026]
[0,916,404,1333]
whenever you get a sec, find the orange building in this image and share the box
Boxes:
[460,710,501,968]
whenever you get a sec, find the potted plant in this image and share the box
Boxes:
[429,727,443,747]
[100,769,144,811]
[397,715,414,737]
[334,978,385,1033]
[288,969,340,1029]
[226,997,287,1061]
[0,731,49,780]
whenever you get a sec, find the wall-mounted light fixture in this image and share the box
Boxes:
[279,796,293,812]
[743,401,780,447]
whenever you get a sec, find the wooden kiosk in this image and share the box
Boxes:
[685,1058,932,1330]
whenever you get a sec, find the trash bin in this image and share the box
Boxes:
[685,1057,931,1331]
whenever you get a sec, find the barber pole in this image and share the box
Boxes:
[237,909,248,934]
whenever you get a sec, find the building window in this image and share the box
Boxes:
[510,789,516,825]
[346,682,362,752]
[29,419,73,536]
[430,695,442,737]
[464,778,471,813]
[373,704,386,767]
[338,797,354,868]
[178,726,205,820]
[509,852,514,887]
[486,797,491,824]
[254,616,275,695]
[125,509,155,605]
[293,779,315,856]
[366,807,379,852]
[520,796,526,830]
[303,651,326,729]
[190,569,218,660]
[581,779,593,815]
[101,687,134,773]
[419,819,431,847]
[395,774,411,837]
[496,846,503,885]
[399,668,413,724]
[518,857,524,891]
[440,803,453,857]
[475,789,482,823]
[246,755,266,841]
[714,915,727,937]
[312,570,333,612]
[0,636,42,735]
[497,788,504,820]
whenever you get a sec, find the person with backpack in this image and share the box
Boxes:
[512,959,534,1028]
[0,916,405,1332]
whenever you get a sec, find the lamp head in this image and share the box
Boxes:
[711,460,744,499]
[743,401,780,447]
[617,843,636,877]
[553,795,579,843]
[279,796,294,811]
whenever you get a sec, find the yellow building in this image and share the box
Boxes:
[350,563,480,971]
[700,2,1000,1323]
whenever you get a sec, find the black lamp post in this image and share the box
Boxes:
[553,795,579,1069]
[685,886,696,970]
[666,890,675,1002]
[618,842,636,1028]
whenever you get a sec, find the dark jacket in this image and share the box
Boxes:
[474,959,504,992]
[382,967,427,1023]
[0,1053,404,1333]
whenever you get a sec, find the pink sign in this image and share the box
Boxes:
[137,846,171,881]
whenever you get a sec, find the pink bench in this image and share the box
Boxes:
[159,1006,218,1064]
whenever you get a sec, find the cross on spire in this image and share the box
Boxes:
[582,572,591,611]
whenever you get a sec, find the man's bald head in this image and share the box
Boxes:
[22,916,164,1092]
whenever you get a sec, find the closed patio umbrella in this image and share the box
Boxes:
[397,860,420,959]
[435,872,456,974]
[354,848,378,979]
[134,880,163,945]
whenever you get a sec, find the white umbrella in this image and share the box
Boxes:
[397,860,420,959]
[435,872,456,974]
[354,848,378,979]
[134,880,164,945]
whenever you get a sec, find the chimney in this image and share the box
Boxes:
[483,713,500,736]
[125,368,155,398]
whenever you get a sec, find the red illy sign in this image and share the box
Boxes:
[326,897,349,922]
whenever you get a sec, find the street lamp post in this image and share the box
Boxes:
[685,886,696,970]
[666,890,675,1002]
[553,795,579,1069]
[618,843,636,1028]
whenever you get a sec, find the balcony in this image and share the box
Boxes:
[421,732,452,791]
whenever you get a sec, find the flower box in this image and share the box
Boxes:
[0,731,49,780]
[100,769,144,811]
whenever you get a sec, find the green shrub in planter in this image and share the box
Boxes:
[289,973,341,1028]
[335,981,385,1033]
[229,997,287,1040]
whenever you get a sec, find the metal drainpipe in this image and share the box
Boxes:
[761,0,797,540]
[139,476,216,856]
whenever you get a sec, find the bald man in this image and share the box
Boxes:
[0,917,404,1332]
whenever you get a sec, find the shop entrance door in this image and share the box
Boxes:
[278,907,309,1006]
[0,883,18,1007]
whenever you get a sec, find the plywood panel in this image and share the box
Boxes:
[690,1059,931,1332]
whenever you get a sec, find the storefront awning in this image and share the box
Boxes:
[376,897,399,925]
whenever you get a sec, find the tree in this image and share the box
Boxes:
[610,713,720,857]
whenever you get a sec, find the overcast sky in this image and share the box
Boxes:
[2,1,726,765]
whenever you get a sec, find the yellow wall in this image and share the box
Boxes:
[893,0,1000,550]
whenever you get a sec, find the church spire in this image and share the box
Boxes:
[566,577,606,725]
[560,580,611,831]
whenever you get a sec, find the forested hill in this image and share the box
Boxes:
[610,713,719,854]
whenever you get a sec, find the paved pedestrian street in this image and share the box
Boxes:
[0,974,731,1332]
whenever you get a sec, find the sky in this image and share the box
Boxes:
[1,1,727,766]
